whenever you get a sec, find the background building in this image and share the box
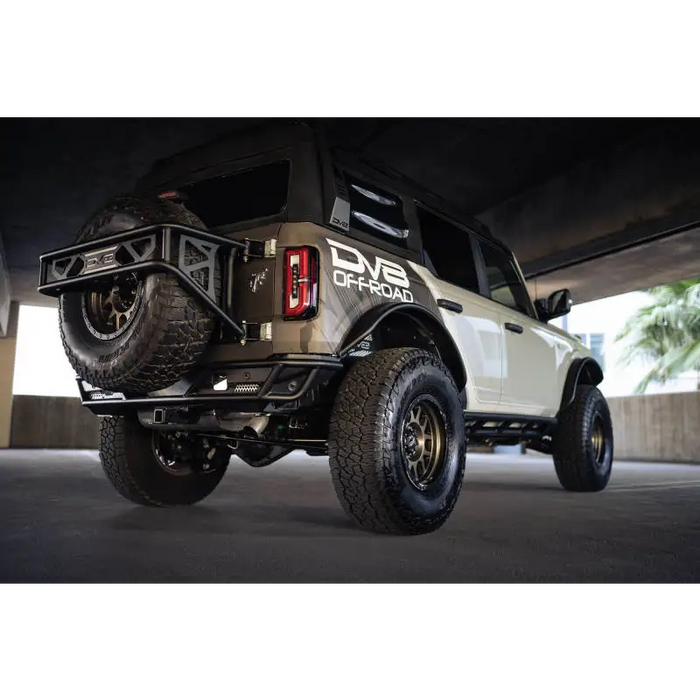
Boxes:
[550,291,698,397]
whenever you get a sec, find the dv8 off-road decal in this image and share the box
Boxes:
[326,238,414,303]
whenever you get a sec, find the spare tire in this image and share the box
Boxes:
[59,194,220,395]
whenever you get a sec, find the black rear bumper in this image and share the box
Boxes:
[77,356,344,417]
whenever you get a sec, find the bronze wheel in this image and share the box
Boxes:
[590,413,608,470]
[81,276,142,340]
[401,395,447,491]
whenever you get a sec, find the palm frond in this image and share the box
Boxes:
[657,342,700,377]
[634,368,664,394]
[617,277,700,394]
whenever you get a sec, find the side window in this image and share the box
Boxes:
[478,242,533,316]
[417,206,480,294]
[345,173,409,246]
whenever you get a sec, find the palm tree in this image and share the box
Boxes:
[615,278,700,393]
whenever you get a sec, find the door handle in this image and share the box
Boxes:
[437,298,463,313]
[504,322,524,334]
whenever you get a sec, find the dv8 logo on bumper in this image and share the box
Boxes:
[326,238,414,303]
[81,245,119,273]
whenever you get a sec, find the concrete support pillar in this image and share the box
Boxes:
[0,302,19,448]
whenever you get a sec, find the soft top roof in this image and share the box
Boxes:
[136,119,498,247]
[136,121,316,192]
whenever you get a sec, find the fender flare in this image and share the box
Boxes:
[338,302,468,390]
[560,357,604,410]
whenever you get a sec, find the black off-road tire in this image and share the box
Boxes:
[328,348,466,535]
[59,195,220,394]
[99,415,228,506]
[553,384,614,492]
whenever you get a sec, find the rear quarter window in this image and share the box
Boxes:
[345,173,409,247]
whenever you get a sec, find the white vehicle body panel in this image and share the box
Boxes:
[409,262,591,417]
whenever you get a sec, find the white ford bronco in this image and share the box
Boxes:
[39,122,613,535]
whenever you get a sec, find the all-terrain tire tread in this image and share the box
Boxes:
[99,416,226,506]
[60,274,214,394]
[58,195,220,394]
[328,347,466,535]
[100,416,157,505]
[553,384,612,492]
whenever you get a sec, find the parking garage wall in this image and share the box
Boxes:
[10,396,99,449]
[6,392,700,463]
[607,392,700,463]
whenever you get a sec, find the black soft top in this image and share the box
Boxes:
[136,119,504,252]
[136,121,315,192]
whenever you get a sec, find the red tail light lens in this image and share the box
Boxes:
[284,247,319,319]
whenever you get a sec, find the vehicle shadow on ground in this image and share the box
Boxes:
[102,480,564,536]
[463,480,562,493]
[104,503,362,537]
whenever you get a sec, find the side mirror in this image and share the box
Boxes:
[536,289,572,322]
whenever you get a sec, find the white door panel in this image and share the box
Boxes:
[499,310,583,416]
[409,263,502,412]
[499,310,558,414]
[409,257,588,418]
[474,237,585,417]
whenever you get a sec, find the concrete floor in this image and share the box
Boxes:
[1,449,699,583]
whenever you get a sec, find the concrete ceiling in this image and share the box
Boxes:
[1,118,698,309]
[525,226,700,303]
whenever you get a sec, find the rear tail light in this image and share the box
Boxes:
[284,247,319,319]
